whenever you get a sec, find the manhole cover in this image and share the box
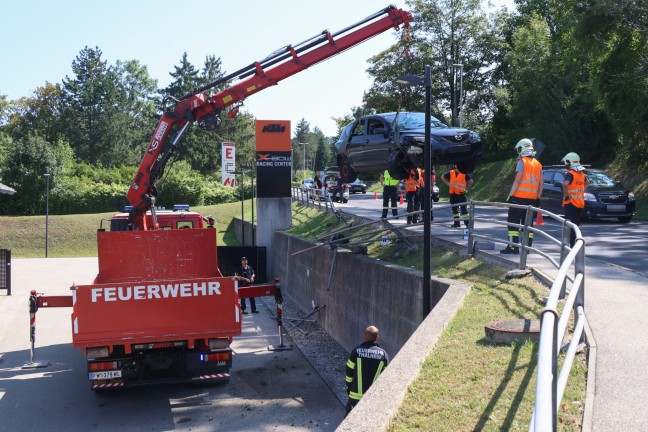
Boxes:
[485,319,540,345]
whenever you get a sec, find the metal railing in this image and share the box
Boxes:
[0,249,10,296]
[290,196,586,430]
[291,186,348,222]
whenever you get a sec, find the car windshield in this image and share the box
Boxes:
[586,171,617,187]
[381,112,447,130]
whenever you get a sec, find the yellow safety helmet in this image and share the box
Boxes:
[514,138,534,156]
[561,152,581,168]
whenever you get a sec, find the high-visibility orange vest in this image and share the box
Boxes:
[449,170,467,194]
[512,157,542,199]
[405,169,421,192]
[564,169,585,208]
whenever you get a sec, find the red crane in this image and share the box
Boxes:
[126,6,413,230]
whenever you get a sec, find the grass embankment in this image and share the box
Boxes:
[0,201,256,257]
[290,203,586,431]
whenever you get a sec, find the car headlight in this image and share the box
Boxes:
[628,192,635,201]
[584,192,597,202]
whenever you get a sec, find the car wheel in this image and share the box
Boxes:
[343,198,348,203]
[387,150,412,180]
[338,157,357,183]
[456,160,477,174]
[432,194,440,203]
[362,189,366,194]
[618,216,633,223]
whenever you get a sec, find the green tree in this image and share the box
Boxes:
[0,135,69,215]
[312,128,332,171]
[6,83,65,144]
[61,46,118,164]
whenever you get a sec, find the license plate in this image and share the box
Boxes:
[89,370,122,380]
[607,205,626,212]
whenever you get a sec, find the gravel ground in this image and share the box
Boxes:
[260,295,349,406]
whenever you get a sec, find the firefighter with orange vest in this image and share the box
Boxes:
[344,325,389,416]
[500,139,543,254]
[561,152,588,247]
[404,168,423,224]
[442,164,474,228]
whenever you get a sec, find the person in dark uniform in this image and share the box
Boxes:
[235,256,258,314]
[344,325,389,416]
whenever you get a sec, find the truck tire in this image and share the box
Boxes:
[338,157,357,183]
[387,150,411,180]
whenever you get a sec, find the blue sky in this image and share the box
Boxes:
[1,0,514,137]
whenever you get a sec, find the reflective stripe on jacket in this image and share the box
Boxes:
[512,157,542,199]
[449,170,467,194]
[345,341,389,401]
[383,170,399,186]
[565,170,585,208]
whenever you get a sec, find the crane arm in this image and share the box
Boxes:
[127,5,412,229]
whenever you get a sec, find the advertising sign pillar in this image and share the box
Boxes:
[255,121,292,276]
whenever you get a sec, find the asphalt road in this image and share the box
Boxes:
[0,258,344,432]
[339,192,648,277]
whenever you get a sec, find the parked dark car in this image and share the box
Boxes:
[540,167,636,223]
[349,179,367,194]
[335,112,482,182]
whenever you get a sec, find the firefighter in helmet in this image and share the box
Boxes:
[561,152,588,247]
[500,138,543,254]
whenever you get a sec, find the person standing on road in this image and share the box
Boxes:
[313,174,323,201]
[441,165,473,228]
[331,172,344,202]
[380,170,399,219]
[500,139,543,254]
[405,168,422,224]
[235,256,258,314]
[561,152,588,247]
[345,325,389,416]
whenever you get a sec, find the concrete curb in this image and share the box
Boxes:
[336,281,471,432]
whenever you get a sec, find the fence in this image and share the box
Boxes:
[0,249,10,295]
[291,196,585,431]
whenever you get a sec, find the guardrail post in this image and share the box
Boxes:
[467,201,475,256]
[519,205,534,270]
[559,222,570,299]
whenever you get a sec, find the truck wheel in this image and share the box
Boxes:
[338,158,357,183]
[456,160,477,174]
[387,150,411,180]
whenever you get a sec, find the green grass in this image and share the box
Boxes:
[288,202,586,431]
[0,200,256,257]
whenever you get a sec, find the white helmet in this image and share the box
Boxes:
[515,138,534,156]
[561,152,581,168]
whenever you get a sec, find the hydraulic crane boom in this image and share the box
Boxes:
[126,5,412,230]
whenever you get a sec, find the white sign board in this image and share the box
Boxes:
[221,142,236,187]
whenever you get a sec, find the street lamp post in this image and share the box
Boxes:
[453,64,464,128]
[240,165,255,245]
[394,65,434,317]
[233,170,245,245]
[44,173,51,258]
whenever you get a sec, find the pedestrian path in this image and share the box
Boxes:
[335,196,648,431]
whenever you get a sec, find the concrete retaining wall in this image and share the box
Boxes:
[273,232,460,356]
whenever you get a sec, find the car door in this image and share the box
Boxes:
[346,119,369,169]
[363,116,391,170]
[541,169,564,214]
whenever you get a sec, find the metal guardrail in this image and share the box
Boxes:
[291,186,349,223]
[290,195,585,431]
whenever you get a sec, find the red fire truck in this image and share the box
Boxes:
[31,6,412,390]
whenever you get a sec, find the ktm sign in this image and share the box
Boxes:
[262,124,286,133]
